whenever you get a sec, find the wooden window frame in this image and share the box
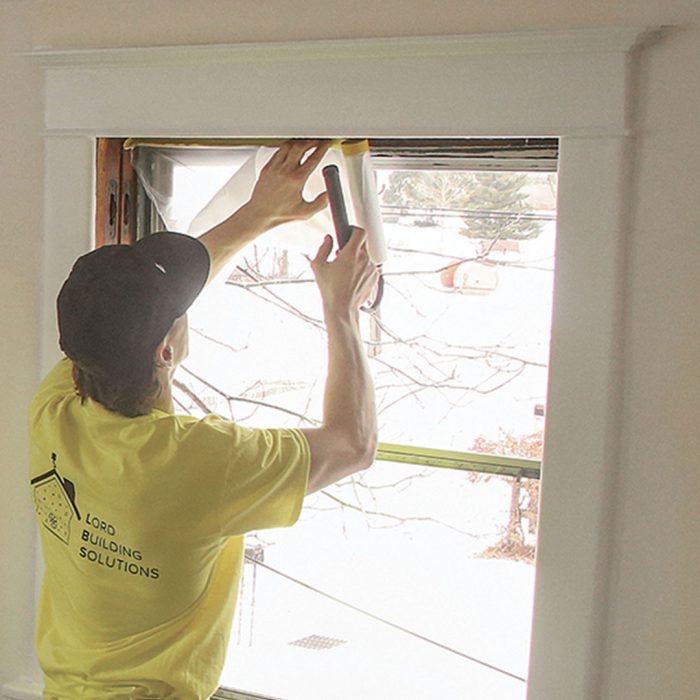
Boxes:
[95,138,137,247]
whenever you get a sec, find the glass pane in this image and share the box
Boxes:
[173,166,556,462]
[220,461,535,700]
[372,169,555,459]
[152,152,556,699]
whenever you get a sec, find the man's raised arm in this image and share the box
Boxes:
[301,229,379,494]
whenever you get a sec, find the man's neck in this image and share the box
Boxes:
[152,369,175,413]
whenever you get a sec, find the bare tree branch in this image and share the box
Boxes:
[225,266,325,330]
[179,365,321,425]
[319,489,482,538]
[173,378,215,415]
[191,327,247,353]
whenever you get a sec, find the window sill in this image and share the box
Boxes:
[1,680,283,700]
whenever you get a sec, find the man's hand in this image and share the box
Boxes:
[310,228,379,320]
[246,140,331,231]
[198,139,330,283]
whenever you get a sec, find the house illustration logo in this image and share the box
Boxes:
[31,453,81,545]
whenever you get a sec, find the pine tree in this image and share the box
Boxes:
[381,170,543,240]
[463,172,542,240]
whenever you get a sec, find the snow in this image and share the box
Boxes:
[176,217,556,699]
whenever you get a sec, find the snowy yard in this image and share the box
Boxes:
[175,215,555,699]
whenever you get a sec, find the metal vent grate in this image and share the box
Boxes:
[288,634,347,651]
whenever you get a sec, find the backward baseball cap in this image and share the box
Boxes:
[57,232,210,379]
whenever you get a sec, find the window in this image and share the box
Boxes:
[125,138,557,700]
[26,32,647,700]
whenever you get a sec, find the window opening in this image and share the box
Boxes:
[125,138,557,700]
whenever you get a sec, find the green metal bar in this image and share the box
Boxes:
[376,442,541,480]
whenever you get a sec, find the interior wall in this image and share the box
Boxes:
[603,13,700,700]
[1,2,698,699]
[27,0,644,47]
[0,0,44,687]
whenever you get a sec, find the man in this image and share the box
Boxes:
[28,140,378,699]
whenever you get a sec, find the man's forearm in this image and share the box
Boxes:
[197,202,271,284]
[301,228,379,494]
[324,312,377,453]
[303,311,377,494]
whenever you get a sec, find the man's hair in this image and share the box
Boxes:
[72,356,161,418]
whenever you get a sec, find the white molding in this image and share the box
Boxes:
[40,136,95,374]
[527,134,632,698]
[29,29,660,139]
[24,28,659,68]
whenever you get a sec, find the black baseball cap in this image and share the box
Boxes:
[57,232,210,379]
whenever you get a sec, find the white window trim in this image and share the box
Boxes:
[8,28,660,700]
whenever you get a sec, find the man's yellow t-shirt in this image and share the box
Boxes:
[28,359,310,699]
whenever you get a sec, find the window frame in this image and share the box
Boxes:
[11,28,658,700]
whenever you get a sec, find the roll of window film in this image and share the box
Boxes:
[341,140,387,265]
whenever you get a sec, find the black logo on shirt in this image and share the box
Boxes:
[30,453,80,545]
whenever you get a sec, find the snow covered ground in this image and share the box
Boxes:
[177,217,556,699]
[221,474,534,700]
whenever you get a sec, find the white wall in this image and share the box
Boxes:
[0,1,44,689]
[2,2,699,699]
[603,14,700,700]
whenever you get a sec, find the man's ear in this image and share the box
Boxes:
[153,340,173,368]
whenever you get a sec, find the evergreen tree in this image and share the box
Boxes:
[381,170,543,240]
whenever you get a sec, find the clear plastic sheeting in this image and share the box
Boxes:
[131,142,386,267]
[186,145,335,246]
[341,140,387,264]
[131,146,246,232]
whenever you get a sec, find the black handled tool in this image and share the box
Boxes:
[322,164,384,311]
[322,165,353,249]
